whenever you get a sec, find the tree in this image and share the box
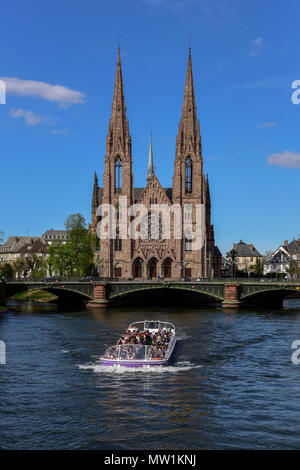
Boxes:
[46,214,97,277]
[64,213,97,276]
[250,260,264,277]
[13,258,28,280]
[288,261,300,280]
[0,263,15,281]
[226,249,237,278]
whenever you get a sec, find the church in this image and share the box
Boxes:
[90,47,221,280]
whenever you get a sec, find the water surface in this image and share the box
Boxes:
[1,299,300,449]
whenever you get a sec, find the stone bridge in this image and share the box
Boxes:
[1,279,300,309]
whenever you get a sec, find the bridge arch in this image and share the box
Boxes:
[240,286,300,300]
[5,283,94,303]
[108,284,223,306]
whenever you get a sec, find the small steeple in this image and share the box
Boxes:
[205,174,211,206]
[146,129,155,183]
[91,171,99,232]
[92,171,99,209]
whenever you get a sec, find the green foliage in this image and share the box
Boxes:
[47,213,97,277]
[250,260,264,277]
[226,249,237,277]
[25,254,47,279]
[13,258,28,279]
[0,263,15,280]
[12,289,58,302]
[226,249,237,262]
[288,261,300,280]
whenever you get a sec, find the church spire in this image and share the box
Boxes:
[107,47,130,150]
[146,129,154,183]
[91,171,99,232]
[92,171,99,209]
[176,48,201,156]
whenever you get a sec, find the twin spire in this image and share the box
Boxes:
[108,46,199,180]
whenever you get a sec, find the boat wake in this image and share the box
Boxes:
[78,360,201,374]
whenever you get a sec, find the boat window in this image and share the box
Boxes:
[145,321,159,330]
[103,343,171,361]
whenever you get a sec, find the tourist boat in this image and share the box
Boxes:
[100,320,176,367]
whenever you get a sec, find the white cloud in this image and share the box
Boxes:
[9,108,47,126]
[51,128,69,136]
[250,37,264,56]
[257,121,277,128]
[2,77,86,107]
[249,50,260,57]
[267,151,300,168]
[251,37,264,46]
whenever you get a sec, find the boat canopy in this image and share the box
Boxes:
[128,320,175,332]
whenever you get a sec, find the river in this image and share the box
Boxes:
[1,299,300,449]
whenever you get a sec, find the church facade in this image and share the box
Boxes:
[90,48,221,280]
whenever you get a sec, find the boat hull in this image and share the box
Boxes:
[100,358,169,367]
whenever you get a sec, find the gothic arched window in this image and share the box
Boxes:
[185,237,192,251]
[115,156,122,193]
[115,264,122,278]
[185,157,192,194]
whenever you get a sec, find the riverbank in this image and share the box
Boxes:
[0,306,8,313]
[10,289,58,303]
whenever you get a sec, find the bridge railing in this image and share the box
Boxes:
[5,277,300,284]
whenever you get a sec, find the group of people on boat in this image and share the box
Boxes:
[104,327,173,361]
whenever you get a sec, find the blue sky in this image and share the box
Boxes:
[0,0,300,255]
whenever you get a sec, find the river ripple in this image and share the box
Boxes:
[0,299,300,449]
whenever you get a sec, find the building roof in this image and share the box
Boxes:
[287,238,300,255]
[97,187,172,204]
[0,236,44,253]
[19,239,48,255]
[265,249,290,265]
[42,229,67,240]
[233,240,262,257]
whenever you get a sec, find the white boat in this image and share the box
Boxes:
[100,320,176,367]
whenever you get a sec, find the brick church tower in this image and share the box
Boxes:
[91,48,221,279]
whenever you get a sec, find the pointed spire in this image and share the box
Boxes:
[177,48,200,151]
[108,47,130,146]
[92,171,99,209]
[147,129,155,183]
[205,174,211,205]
